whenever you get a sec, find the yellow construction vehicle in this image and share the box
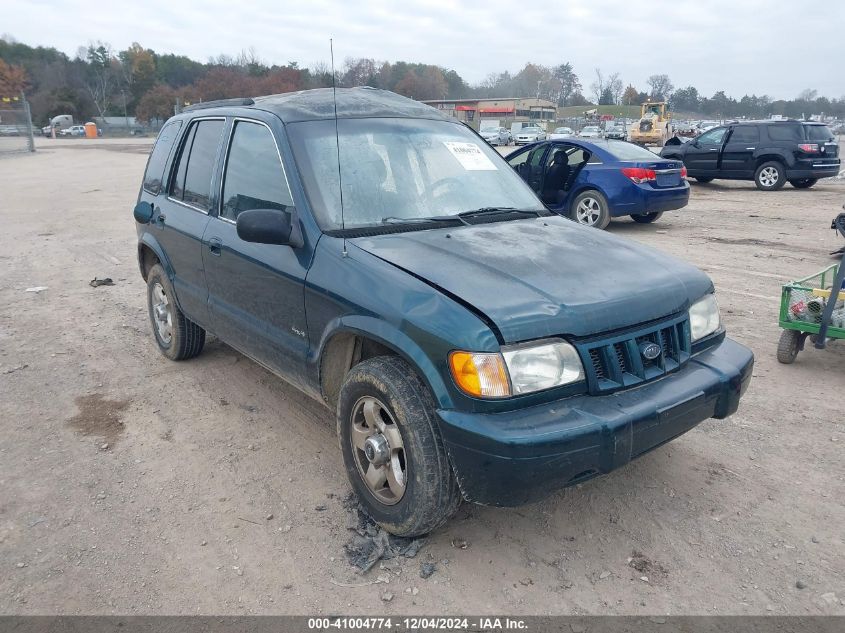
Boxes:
[630,101,673,147]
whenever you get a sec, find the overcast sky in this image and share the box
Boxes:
[4,0,842,100]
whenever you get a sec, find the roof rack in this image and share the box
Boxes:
[182,98,255,113]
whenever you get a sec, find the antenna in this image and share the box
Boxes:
[330,38,347,256]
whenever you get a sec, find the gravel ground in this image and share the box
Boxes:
[0,138,843,615]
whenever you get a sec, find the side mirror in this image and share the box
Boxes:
[133,201,154,224]
[236,208,298,246]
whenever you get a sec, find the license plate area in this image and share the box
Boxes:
[656,172,680,187]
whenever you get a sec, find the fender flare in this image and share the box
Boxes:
[137,233,184,310]
[313,315,456,410]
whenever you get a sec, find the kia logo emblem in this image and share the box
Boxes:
[640,342,662,360]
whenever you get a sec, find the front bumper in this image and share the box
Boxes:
[437,337,753,506]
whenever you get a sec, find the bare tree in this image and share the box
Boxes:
[85,42,119,119]
[646,74,674,101]
[590,68,605,104]
[608,72,623,105]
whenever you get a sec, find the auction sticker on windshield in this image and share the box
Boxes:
[443,141,497,170]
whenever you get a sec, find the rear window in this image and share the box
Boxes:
[169,119,225,210]
[767,124,802,142]
[604,140,661,161]
[142,120,183,195]
[805,125,834,142]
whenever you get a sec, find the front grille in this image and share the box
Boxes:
[576,315,691,394]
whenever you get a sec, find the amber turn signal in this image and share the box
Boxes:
[448,351,511,398]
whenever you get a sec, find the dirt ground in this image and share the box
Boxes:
[1,138,843,616]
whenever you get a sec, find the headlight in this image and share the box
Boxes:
[689,294,721,342]
[503,340,584,395]
[449,339,584,398]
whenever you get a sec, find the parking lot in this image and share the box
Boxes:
[1,138,843,616]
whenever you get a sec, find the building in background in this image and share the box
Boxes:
[421,97,557,130]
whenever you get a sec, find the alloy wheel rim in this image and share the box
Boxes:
[759,167,779,187]
[576,198,601,225]
[350,396,406,505]
[151,282,173,344]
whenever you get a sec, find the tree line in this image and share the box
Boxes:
[1,35,843,125]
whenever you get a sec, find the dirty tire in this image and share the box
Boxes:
[338,356,461,537]
[631,211,663,224]
[776,330,801,364]
[570,190,611,229]
[146,264,205,361]
[789,178,817,189]
[695,177,714,183]
[754,161,786,191]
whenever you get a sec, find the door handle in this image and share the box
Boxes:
[745,147,756,150]
[208,237,222,256]
[708,148,718,151]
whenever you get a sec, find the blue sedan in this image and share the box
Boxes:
[505,138,690,229]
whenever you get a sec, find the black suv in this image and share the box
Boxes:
[661,120,840,190]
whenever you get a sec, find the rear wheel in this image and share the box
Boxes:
[631,212,663,224]
[789,178,817,189]
[776,330,802,364]
[570,190,611,229]
[695,176,714,183]
[755,161,786,191]
[338,356,461,537]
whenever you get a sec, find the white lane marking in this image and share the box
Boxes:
[702,264,786,281]
[716,287,780,302]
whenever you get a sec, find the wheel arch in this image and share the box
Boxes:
[315,316,454,412]
[754,151,792,169]
[137,233,172,282]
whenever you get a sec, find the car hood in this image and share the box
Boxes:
[350,216,713,343]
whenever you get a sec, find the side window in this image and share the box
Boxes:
[507,149,531,168]
[698,127,727,145]
[729,126,759,143]
[527,146,546,170]
[169,119,225,210]
[142,120,183,195]
[220,121,294,222]
[767,125,802,142]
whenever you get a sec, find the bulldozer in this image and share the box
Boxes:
[629,101,673,146]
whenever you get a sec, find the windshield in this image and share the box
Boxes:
[288,117,545,230]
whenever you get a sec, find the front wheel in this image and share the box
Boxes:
[755,161,786,191]
[631,212,663,224]
[789,178,817,189]
[570,190,611,229]
[146,264,205,361]
[338,356,461,537]
[776,330,802,364]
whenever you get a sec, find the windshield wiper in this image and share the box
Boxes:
[457,207,543,219]
[381,215,460,224]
